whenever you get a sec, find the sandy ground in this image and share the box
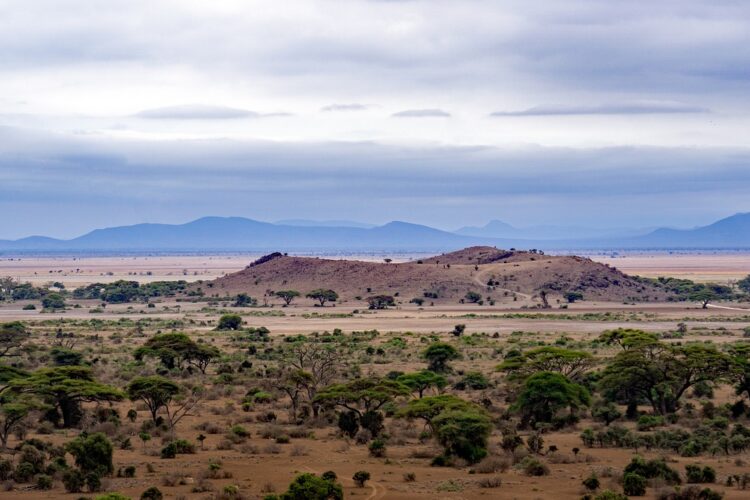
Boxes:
[590,252,750,283]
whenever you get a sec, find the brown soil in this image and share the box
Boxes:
[199,247,669,305]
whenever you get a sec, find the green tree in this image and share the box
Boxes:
[5,366,123,427]
[0,321,29,358]
[216,314,243,331]
[497,346,594,381]
[275,290,301,306]
[432,407,493,463]
[599,342,734,415]
[564,291,584,303]
[315,377,408,437]
[306,289,339,307]
[738,275,750,294]
[397,370,447,398]
[367,295,395,310]
[422,342,460,373]
[0,393,45,447]
[41,293,66,310]
[66,432,114,476]
[280,473,343,500]
[50,347,85,366]
[397,394,473,431]
[133,333,218,372]
[126,376,180,424]
[511,371,591,427]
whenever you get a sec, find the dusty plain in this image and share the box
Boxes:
[1,252,749,499]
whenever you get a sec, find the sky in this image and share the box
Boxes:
[1,0,750,239]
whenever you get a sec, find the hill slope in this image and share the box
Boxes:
[198,246,667,304]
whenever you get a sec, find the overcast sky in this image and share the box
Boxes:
[1,0,749,238]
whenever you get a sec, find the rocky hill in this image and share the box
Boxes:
[195,247,668,305]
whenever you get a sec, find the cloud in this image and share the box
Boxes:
[1,125,749,238]
[135,104,259,120]
[392,108,451,118]
[491,102,711,117]
[321,103,368,112]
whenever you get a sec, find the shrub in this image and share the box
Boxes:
[368,438,386,458]
[279,473,343,500]
[353,470,371,487]
[625,456,681,485]
[637,415,665,431]
[583,473,600,491]
[623,473,647,496]
[519,456,549,476]
[594,491,629,500]
[62,469,85,493]
[65,433,114,476]
[35,474,53,490]
[86,471,102,492]
[321,471,337,482]
[477,476,502,488]
[685,465,715,484]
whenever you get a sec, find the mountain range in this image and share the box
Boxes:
[1,213,749,252]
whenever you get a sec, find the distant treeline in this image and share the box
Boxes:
[72,280,191,303]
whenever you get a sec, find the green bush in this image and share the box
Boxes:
[35,474,53,490]
[582,473,600,491]
[353,470,371,487]
[62,469,85,493]
[519,456,549,476]
[685,464,716,484]
[623,472,647,496]
[624,456,681,485]
[140,487,163,500]
[594,491,628,500]
[279,473,343,500]
[65,433,114,476]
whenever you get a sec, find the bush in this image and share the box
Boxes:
[66,433,114,476]
[623,472,647,496]
[685,465,715,484]
[583,473,600,491]
[594,491,629,500]
[368,438,386,458]
[35,474,53,490]
[353,471,371,487]
[519,456,549,476]
[62,469,85,493]
[321,471,337,482]
[279,473,343,500]
[637,415,665,431]
[86,471,102,492]
[216,314,243,330]
[140,486,162,499]
[625,456,681,485]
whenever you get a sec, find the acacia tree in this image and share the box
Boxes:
[398,394,491,463]
[397,370,447,398]
[423,342,460,373]
[397,394,472,430]
[134,333,220,373]
[367,295,395,310]
[0,322,29,358]
[287,342,339,417]
[497,346,594,381]
[306,289,338,307]
[599,341,735,415]
[315,377,409,437]
[277,369,314,421]
[275,290,301,306]
[126,376,180,424]
[0,393,46,448]
[511,371,591,427]
[163,384,203,437]
[5,366,123,427]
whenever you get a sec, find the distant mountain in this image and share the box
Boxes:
[0,217,506,252]
[455,219,652,240]
[623,212,750,248]
[1,213,749,252]
[275,219,376,229]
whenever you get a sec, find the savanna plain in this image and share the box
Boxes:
[1,250,750,500]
